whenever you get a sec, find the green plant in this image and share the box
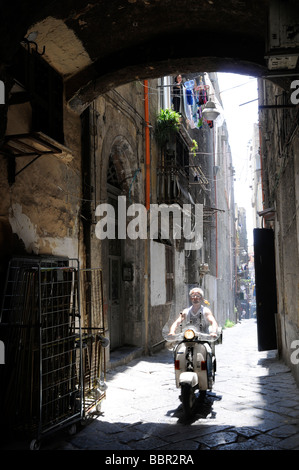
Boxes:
[191,139,198,157]
[155,108,181,148]
[223,319,235,329]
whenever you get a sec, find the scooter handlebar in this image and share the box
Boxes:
[165,326,221,343]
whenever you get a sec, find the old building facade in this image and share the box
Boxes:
[257,77,299,385]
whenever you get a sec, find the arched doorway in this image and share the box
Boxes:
[101,133,142,353]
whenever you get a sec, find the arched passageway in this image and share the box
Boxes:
[0,0,272,114]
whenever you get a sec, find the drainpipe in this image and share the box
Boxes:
[258,124,265,228]
[143,80,151,354]
[144,80,151,211]
[213,126,218,278]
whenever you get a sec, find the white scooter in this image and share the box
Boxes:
[164,323,222,419]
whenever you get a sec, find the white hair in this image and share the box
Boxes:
[189,287,204,297]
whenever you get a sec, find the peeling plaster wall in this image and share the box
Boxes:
[8,201,79,258]
[0,101,83,264]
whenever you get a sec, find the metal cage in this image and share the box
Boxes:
[0,256,83,447]
[80,268,107,415]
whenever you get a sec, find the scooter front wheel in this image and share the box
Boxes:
[181,383,196,418]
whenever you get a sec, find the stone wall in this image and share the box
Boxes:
[0,100,82,263]
[258,78,299,386]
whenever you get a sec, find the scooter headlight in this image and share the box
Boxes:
[184,329,195,340]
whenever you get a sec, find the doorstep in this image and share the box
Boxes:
[108,346,144,370]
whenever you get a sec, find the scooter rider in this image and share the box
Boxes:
[169,287,218,336]
[169,287,218,388]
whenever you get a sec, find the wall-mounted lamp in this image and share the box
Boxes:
[202,100,220,121]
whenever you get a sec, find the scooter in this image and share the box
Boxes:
[164,323,222,419]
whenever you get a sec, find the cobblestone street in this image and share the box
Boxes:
[55,319,299,451]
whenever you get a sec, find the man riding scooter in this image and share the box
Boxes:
[168,287,219,396]
[169,287,218,338]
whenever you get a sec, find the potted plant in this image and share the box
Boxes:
[155,108,181,149]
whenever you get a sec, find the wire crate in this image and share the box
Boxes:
[80,268,108,415]
[0,256,83,448]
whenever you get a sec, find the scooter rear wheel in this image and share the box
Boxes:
[181,383,196,418]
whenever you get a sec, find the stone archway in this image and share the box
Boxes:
[0,0,274,117]
[99,133,141,204]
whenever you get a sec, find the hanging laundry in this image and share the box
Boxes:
[195,76,209,105]
[197,88,207,105]
[186,89,194,105]
[190,80,200,126]
[197,105,203,129]
[183,86,196,128]
[184,79,195,90]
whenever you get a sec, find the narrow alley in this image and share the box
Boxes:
[51,319,299,451]
[0,2,299,458]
